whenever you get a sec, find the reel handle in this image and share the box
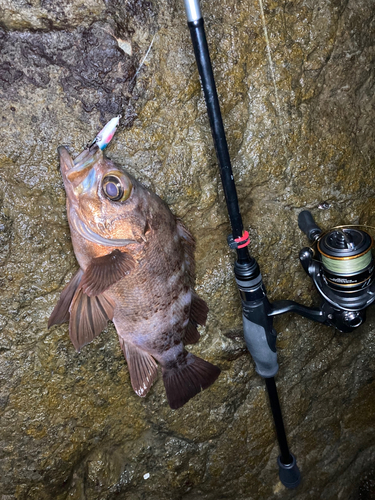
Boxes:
[298,210,322,241]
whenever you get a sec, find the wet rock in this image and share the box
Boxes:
[0,0,375,499]
[0,0,106,31]
[357,465,375,500]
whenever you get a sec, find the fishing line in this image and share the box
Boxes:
[322,251,372,274]
[98,27,156,126]
[128,35,155,87]
[257,0,289,161]
[310,224,374,276]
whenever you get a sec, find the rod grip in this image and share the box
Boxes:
[298,210,322,241]
[242,315,279,378]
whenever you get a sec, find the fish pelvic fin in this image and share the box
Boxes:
[48,269,84,328]
[119,339,158,398]
[80,249,136,296]
[162,352,220,409]
[69,288,114,351]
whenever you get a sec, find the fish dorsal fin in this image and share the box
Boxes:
[80,249,136,296]
[119,339,158,398]
[48,269,84,328]
[190,293,209,326]
[176,219,196,285]
[69,289,114,351]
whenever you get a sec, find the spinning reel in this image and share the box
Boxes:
[298,210,375,333]
[235,211,375,380]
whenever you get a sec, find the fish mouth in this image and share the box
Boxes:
[58,145,102,186]
[58,145,75,177]
[71,214,137,247]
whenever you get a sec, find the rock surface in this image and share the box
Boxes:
[0,0,375,498]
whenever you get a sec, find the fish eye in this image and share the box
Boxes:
[102,173,132,202]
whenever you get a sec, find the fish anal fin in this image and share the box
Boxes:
[120,339,158,397]
[48,269,83,328]
[81,249,136,296]
[69,289,114,351]
[162,353,220,409]
[190,293,209,326]
[183,321,200,345]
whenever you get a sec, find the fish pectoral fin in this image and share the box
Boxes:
[48,269,84,328]
[69,289,114,351]
[80,249,136,296]
[183,320,201,345]
[190,293,209,326]
[119,339,158,398]
[162,352,221,409]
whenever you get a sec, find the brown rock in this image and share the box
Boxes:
[0,0,374,498]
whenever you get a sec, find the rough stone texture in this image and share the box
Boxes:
[0,0,374,498]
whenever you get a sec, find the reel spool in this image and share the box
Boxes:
[317,228,374,291]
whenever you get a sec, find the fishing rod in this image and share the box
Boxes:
[183,0,375,489]
[182,0,300,488]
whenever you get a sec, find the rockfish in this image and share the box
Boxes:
[49,141,220,409]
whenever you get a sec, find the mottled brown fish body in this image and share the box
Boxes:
[49,145,220,409]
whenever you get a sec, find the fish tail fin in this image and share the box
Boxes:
[162,353,220,409]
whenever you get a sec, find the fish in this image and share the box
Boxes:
[48,136,220,409]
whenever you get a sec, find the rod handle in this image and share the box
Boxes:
[298,210,322,241]
[242,315,279,378]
